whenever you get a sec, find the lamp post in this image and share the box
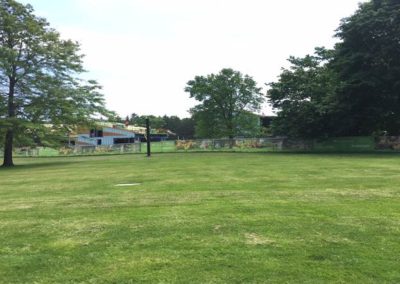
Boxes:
[146,118,151,157]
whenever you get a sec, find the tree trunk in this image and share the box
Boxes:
[2,130,14,167]
[2,76,16,167]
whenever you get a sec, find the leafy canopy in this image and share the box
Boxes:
[185,68,264,138]
[332,0,400,135]
[268,48,339,138]
[268,0,400,138]
[0,0,110,166]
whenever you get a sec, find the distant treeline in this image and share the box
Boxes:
[114,114,196,139]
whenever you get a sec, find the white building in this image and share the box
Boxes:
[76,126,139,146]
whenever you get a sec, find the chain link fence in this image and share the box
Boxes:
[11,143,142,157]
[6,136,400,157]
[9,138,283,157]
[173,138,284,152]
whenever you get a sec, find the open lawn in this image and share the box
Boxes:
[0,153,399,283]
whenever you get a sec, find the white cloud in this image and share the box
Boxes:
[23,0,367,117]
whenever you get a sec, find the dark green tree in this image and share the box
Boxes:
[185,68,264,138]
[128,114,166,129]
[145,115,166,129]
[127,114,195,138]
[177,117,195,139]
[332,0,400,135]
[269,0,400,138]
[162,115,195,139]
[162,115,180,133]
[0,0,109,166]
[190,105,222,138]
[128,113,141,125]
[267,48,339,138]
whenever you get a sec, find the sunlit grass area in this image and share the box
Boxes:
[1,153,399,283]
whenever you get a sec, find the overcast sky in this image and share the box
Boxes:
[20,0,366,118]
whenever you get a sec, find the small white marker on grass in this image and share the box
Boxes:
[115,183,141,187]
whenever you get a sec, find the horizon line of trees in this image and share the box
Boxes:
[113,114,196,139]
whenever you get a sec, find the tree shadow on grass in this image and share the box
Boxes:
[0,160,78,171]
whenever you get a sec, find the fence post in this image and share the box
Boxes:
[146,118,151,157]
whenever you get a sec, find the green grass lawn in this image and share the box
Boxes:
[0,153,399,283]
[140,141,177,153]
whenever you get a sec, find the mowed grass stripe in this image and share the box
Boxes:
[0,153,399,283]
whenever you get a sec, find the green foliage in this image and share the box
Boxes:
[268,48,339,138]
[127,113,195,138]
[190,105,222,138]
[0,0,110,165]
[332,0,400,135]
[186,68,264,138]
[163,115,195,139]
[128,114,166,129]
[269,0,400,138]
